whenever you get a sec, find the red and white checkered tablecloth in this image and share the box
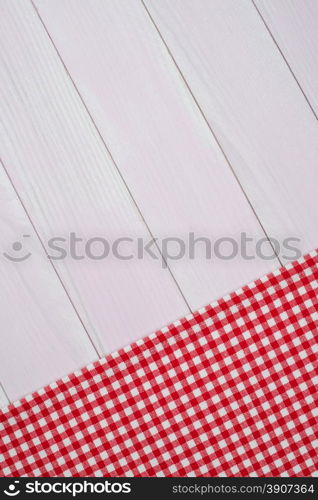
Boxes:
[1,250,317,477]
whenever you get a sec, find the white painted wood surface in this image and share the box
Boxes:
[255,0,318,118]
[0,0,189,399]
[33,0,278,309]
[0,383,10,408]
[1,0,317,400]
[145,0,318,258]
[0,163,97,401]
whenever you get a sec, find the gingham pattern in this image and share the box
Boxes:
[1,250,317,477]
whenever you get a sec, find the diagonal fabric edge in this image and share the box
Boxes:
[1,249,317,477]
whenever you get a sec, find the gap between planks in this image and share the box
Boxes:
[140,0,282,267]
[0,382,10,408]
[1,158,102,359]
[251,0,318,122]
[30,0,192,315]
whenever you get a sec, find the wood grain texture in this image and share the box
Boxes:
[255,0,318,118]
[1,0,189,371]
[0,163,97,401]
[145,0,318,259]
[34,0,279,311]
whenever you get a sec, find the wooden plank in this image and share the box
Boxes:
[254,0,318,118]
[0,383,10,408]
[144,0,318,259]
[33,0,279,311]
[1,0,189,369]
[0,163,97,401]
